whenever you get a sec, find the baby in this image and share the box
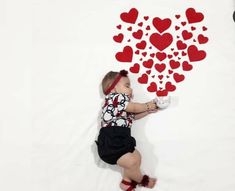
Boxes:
[96,69,158,191]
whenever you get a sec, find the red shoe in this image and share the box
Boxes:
[120,179,138,191]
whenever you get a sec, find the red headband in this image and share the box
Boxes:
[104,70,128,95]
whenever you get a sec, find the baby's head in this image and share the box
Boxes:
[102,70,133,97]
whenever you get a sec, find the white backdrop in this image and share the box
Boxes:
[0,0,235,191]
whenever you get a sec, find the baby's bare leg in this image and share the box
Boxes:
[117,149,156,188]
[117,149,143,182]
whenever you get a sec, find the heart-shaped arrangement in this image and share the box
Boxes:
[113,7,209,96]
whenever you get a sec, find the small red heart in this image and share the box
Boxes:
[157,90,168,96]
[182,51,187,56]
[186,8,204,24]
[115,46,133,62]
[168,70,173,74]
[202,26,207,31]
[176,40,187,50]
[147,82,157,92]
[116,25,122,29]
[156,52,167,61]
[136,40,146,49]
[151,75,155,78]
[143,59,154,68]
[187,45,206,62]
[182,61,193,71]
[165,82,176,91]
[173,73,185,83]
[142,52,147,57]
[138,22,143,27]
[168,54,173,59]
[158,75,163,80]
[191,26,196,31]
[146,25,150,30]
[138,73,148,84]
[171,48,174,51]
[150,53,155,58]
[169,59,180,69]
[175,26,180,30]
[173,51,179,56]
[144,16,149,21]
[120,8,139,24]
[198,34,208,44]
[182,30,193,40]
[113,33,124,43]
[132,29,143,39]
[181,21,187,26]
[175,14,181,19]
[140,58,143,61]
[135,50,140,54]
[127,26,132,31]
[154,63,166,73]
[130,63,140,73]
[146,70,151,74]
[152,17,172,33]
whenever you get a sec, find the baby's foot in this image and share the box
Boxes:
[145,177,157,188]
[120,179,136,191]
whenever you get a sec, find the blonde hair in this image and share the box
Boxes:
[101,71,119,95]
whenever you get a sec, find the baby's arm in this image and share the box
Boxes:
[125,100,157,113]
[134,111,149,120]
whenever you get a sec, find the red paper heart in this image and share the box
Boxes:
[138,73,148,84]
[182,30,193,40]
[152,17,172,33]
[143,59,154,68]
[115,46,133,62]
[165,82,176,91]
[113,33,124,43]
[169,60,180,69]
[177,40,187,50]
[136,40,146,49]
[147,82,158,92]
[173,73,185,83]
[150,33,173,51]
[120,8,139,24]
[187,45,206,62]
[182,61,193,71]
[132,29,143,39]
[156,52,167,61]
[130,63,140,73]
[198,34,208,44]
[186,8,204,23]
[154,63,166,73]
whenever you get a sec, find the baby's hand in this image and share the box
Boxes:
[153,96,171,109]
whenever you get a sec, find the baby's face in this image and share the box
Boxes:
[114,77,133,98]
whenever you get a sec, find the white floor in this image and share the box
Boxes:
[0,0,235,191]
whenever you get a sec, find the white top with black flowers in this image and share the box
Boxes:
[101,93,135,128]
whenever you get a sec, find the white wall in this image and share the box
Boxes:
[0,0,235,191]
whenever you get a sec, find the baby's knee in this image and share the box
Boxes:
[127,155,140,168]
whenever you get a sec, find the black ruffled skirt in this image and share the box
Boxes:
[95,126,136,165]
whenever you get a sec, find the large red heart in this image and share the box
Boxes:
[113,7,209,96]
[150,33,173,51]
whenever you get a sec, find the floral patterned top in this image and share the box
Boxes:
[101,93,135,128]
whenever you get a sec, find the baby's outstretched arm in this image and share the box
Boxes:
[126,100,157,113]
